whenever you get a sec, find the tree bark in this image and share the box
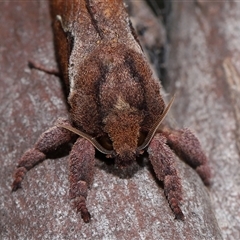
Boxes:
[2,0,238,239]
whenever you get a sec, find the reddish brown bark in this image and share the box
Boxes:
[0,1,228,239]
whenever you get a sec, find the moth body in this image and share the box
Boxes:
[50,0,165,166]
[12,0,211,223]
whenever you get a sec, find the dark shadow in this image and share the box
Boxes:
[95,150,148,179]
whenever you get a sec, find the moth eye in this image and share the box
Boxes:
[138,132,147,147]
[97,136,113,151]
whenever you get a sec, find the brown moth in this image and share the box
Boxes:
[12,0,211,223]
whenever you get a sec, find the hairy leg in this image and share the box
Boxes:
[12,118,74,191]
[148,134,184,220]
[160,126,211,185]
[68,137,95,223]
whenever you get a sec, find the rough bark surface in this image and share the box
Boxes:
[0,1,228,239]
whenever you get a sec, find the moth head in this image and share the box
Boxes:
[58,97,174,168]
[103,109,141,168]
[96,132,147,169]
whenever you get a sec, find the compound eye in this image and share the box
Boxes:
[97,136,113,151]
[137,132,147,147]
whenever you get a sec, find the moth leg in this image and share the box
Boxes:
[68,138,95,223]
[148,133,184,220]
[28,60,60,76]
[12,118,74,191]
[160,126,211,185]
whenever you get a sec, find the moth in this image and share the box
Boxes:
[12,0,211,223]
